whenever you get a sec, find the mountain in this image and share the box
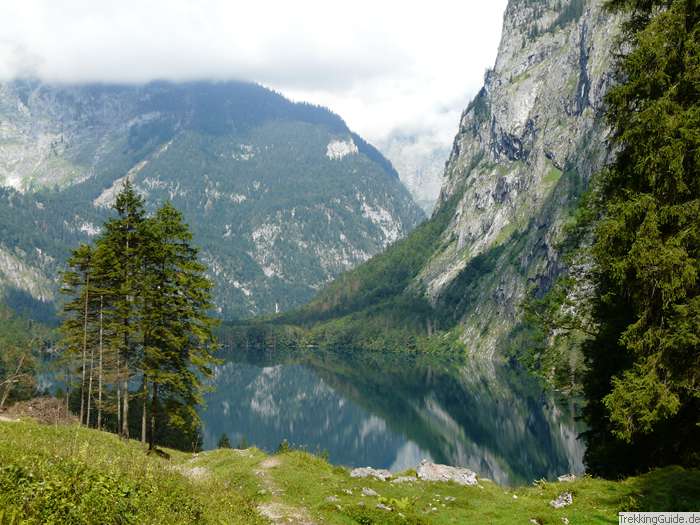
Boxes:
[378,133,449,213]
[0,80,424,319]
[285,0,620,356]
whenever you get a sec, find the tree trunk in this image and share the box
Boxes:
[121,362,129,439]
[0,354,25,410]
[141,378,148,444]
[148,382,158,451]
[97,296,103,430]
[116,353,121,433]
[87,341,94,427]
[65,365,71,414]
[80,272,90,426]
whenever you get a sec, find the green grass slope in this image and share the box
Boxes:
[1,419,698,524]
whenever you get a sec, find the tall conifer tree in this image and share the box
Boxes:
[140,202,218,450]
[583,0,700,475]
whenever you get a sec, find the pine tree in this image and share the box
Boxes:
[582,0,700,475]
[60,244,95,426]
[140,202,219,450]
[97,180,147,439]
[58,181,219,450]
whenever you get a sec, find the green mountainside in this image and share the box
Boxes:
[0,80,424,319]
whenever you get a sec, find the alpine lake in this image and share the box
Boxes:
[199,346,585,486]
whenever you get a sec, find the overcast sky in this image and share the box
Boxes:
[0,0,507,146]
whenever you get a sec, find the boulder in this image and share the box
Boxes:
[390,476,418,484]
[416,460,478,486]
[362,487,379,497]
[550,492,573,509]
[557,474,576,483]
[350,467,392,481]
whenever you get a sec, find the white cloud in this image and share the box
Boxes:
[0,0,507,145]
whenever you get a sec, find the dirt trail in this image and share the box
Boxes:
[255,456,316,525]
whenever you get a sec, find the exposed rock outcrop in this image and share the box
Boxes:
[419,0,621,356]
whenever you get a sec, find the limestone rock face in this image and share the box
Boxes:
[418,0,621,356]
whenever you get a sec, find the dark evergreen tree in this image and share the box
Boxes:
[60,244,95,426]
[582,0,700,476]
[140,202,219,450]
[97,179,146,439]
[217,433,231,449]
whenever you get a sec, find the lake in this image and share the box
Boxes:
[199,347,585,485]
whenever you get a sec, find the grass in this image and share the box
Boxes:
[543,166,563,188]
[0,419,698,524]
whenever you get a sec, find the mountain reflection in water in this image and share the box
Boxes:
[199,348,585,485]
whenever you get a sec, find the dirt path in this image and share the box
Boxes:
[255,456,316,525]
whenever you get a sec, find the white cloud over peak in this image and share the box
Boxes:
[0,0,507,152]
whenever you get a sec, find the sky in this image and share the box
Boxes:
[0,0,508,147]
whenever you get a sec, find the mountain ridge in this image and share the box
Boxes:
[0,79,424,319]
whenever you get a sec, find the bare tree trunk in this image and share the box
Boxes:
[116,353,121,433]
[0,354,25,409]
[80,273,90,426]
[148,382,158,451]
[141,377,147,444]
[87,342,94,427]
[121,362,129,439]
[97,296,104,430]
[65,365,71,414]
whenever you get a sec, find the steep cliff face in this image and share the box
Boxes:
[0,81,423,319]
[378,133,449,213]
[420,0,620,356]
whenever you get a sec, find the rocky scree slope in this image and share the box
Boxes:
[0,80,424,319]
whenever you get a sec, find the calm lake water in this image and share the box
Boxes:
[199,348,585,485]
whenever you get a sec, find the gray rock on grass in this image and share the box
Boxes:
[416,460,478,486]
[350,467,392,481]
[550,492,573,509]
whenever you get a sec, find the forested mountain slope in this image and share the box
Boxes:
[0,80,424,319]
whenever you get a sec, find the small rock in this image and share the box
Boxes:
[325,496,339,503]
[562,518,570,525]
[350,467,392,481]
[557,474,576,483]
[376,503,392,511]
[416,460,478,486]
[550,492,573,509]
[362,487,379,497]
[391,476,418,484]
[513,494,518,499]
[444,496,456,502]
[530,520,542,525]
